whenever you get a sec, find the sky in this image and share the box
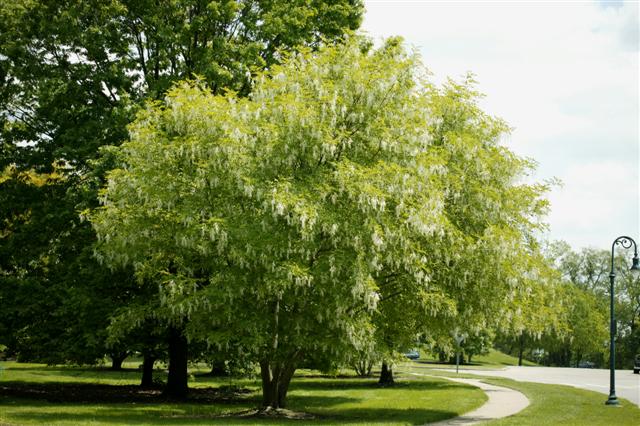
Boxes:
[361,0,639,251]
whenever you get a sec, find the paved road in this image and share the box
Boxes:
[451,366,640,406]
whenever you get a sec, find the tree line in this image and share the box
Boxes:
[491,242,639,370]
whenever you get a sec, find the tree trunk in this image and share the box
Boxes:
[353,358,373,377]
[378,362,394,386]
[209,359,227,376]
[518,335,524,366]
[140,353,156,388]
[468,354,473,364]
[565,348,572,367]
[165,326,189,399]
[259,359,298,409]
[110,352,128,370]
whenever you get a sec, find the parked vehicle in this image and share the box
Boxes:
[634,354,640,374]
[405,350,420,360]
[578,360,594,369]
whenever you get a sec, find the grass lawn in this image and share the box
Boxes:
[415,348,537,370]
[483,378,640,426]
[471,349,538,367]
[6,355,638,425]
[0,361,486,425]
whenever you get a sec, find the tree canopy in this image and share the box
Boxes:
[1,0,363,170]
[90,36,553,408]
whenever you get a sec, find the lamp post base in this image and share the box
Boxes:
[605,395,620,406]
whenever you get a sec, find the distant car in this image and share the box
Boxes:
[634,355,640,374]
[578,361,594,369]
[405,350,420,360]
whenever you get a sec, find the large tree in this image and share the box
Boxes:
[0,167,136,365]
[0,0,363,393]
[1,0,363,170]
[90,36,552,409]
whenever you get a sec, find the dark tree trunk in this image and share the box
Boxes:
[165,326,189,399]
[518,335,524,366]
[209,359,227,376]
[260,359,298,409]
[140,353,156,388]
[110,352,128,370]
[468,354,473,364]
[378,362,394,386]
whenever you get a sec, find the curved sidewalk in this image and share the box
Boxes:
[409,373,530,425]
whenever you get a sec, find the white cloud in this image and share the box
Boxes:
[362,0,639,250]
[547,161,639,249]
[595,0,639,50]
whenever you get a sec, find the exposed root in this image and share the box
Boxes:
[164,407,317,420]
[262,406,315,419]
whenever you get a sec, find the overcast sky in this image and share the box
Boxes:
[362,0,639,251]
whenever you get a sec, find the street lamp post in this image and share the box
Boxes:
[452,330,466,374]
[605,236,640,406]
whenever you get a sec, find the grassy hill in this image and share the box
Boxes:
[415,348,538,369]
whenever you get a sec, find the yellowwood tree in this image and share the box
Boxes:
[90,37,551,408]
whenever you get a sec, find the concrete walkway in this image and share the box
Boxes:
[409,373,530,425]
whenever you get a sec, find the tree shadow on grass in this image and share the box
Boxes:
[3,404,248,425]
[5,402,459,425]
[1,365,146,381]
[313,407,460,425]
[3,365,140,372]
[289,377,469,392]
[0,382,256,404]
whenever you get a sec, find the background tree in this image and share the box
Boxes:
[499,250,566,366]
[565,285,608,367]
[1,0,364,170]
[496,241,635,369]
[543,241,638,368]
[0,166,137,366]
[461,329,493,364]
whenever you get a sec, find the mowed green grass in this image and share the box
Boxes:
[483,378,640,426]
[415,348,537,370]
[0,361,486,425]
[471,349,538,367]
